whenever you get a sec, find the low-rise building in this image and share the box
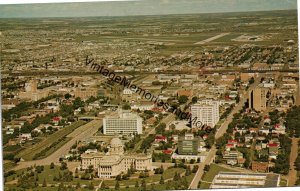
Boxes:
[178,133,199,155]
[210,172,280,189]
[251,161,269,172]
[222,150,245,166]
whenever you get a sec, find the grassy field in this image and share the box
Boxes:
[199,163,237,189]
[16,121,86,160]
[4,185,92,191]
[280,178,287,187]
[105,167,185,187]
[3,161,16,172]
[5,165,189,190]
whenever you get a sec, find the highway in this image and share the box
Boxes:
[12,119,102,171]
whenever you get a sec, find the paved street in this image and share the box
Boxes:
[12,120,102,171]
[189,80,260,189]
[288,137,300,186]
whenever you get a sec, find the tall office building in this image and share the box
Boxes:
[103,110,143,135]
[249,86,267,112]
[190,99,220,128]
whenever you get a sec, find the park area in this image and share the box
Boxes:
[4,163,198,191]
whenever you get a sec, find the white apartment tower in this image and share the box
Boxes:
[191,99,220,128]
[103,110,143,135]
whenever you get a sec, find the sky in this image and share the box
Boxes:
[0,0,297,18]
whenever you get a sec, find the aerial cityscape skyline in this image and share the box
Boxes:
[1,0,300,190]
[0,0,297,18]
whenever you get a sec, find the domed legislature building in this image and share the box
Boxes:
[81,137,152,179]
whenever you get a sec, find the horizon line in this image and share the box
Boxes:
[0,8,297,19]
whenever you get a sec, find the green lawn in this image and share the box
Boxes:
[5,165,61,183]
[280,178,287,187]
[4,185,92,191]
[5,165,188,190]
[16,121,86,160]
[3,161,16,172]
[105,172,196,190]
[102,167,185,187]
[199,163,237,189]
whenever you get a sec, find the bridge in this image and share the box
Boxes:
[78,116,102,121]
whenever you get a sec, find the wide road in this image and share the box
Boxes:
[295,83,300,106]
[12,119,102,171]
[288,137,300,186]
[189,79,261,189]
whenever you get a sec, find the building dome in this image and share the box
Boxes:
[110,137,123,148]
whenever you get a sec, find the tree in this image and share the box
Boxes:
[115,175,121,181]
[88,165,94,173]
[160,165,164,174]
[76,182,80,189]
[122,174,129,180]
[155,123,166,134]
[159,176,164,184]
[204,165,210,172]
[185,166,191,176]
[122,104,131,110]
[73,97,84,109]
[249,77,255,84]
[115,181,120,190]
[60,162,67,170]
[100,181,106,190]
[192,96,198,104]
[135,180,139,188]
[42,178,47,187]
[192,165,199,173]
[88,182,94,190]
[50,162,55,169]
[141,179,146,191]
[64,93,72,100]
[178,95,188,104]
[173,172,180,181]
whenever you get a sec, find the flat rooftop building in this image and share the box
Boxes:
[210,172,280,189]
[103,110,143,135]
[191,99,220,128]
